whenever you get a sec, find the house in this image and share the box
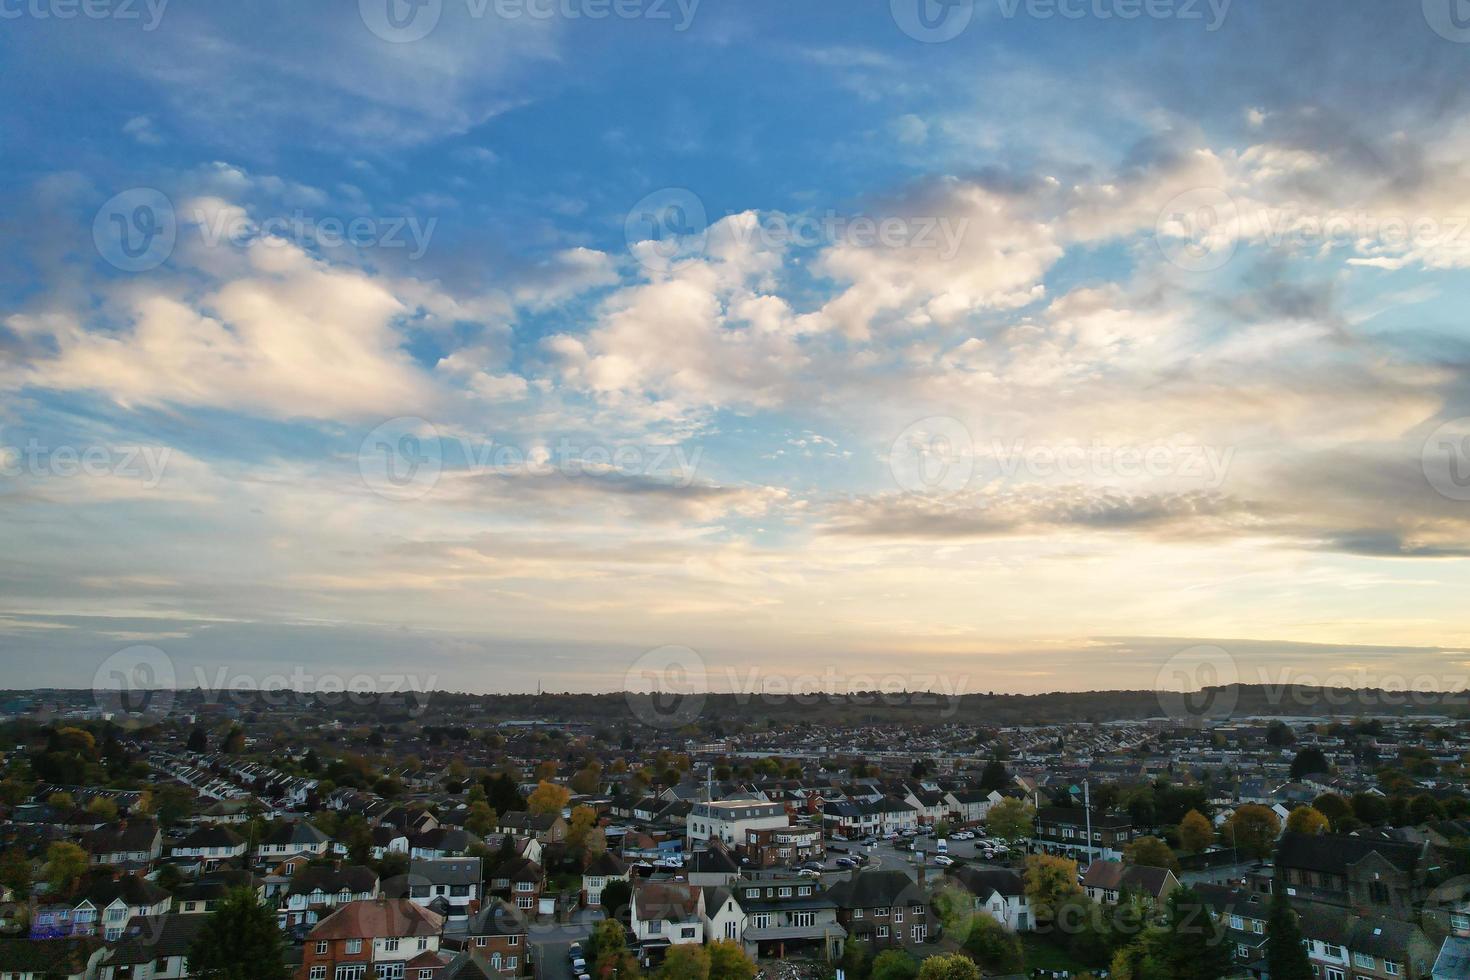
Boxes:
[488,857,544,912]
[686,800,789,848]
[256,822,333,863]
[173,869,263,915]
[445,900,527,977]
[946,866,1031,932]
[1275,831,1430,919]
[409,828,482,860]
[701,886,746,945]
[825,870,931,949]
[0,936,106,979]
[685,847,741,887]
[582,851,629,908]
[1031,807,1137,862]
[631,881,705,963]
[282,865,380,928]
[743,826,823,869]
[409,858,482,922]
[169,825,247,868]
[944,789,1001,826]
[902,787,949,827]
[299,898,444,980]
[31,877,173,941]
[727,875,844,960]
[495,812,566,844]
[82,820,163,869]
[1341,916,1436,980]
[1080,861,1179,907]
[98,913,208,979]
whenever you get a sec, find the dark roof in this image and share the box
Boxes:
[261,822,330,846]
[464,900,529,937]
[0,936,104,973]
[286,865,379,897]
[72,876,170,909]
[411,858,481,886]
[1276,831,1422,875]
[175,825,245,848]
[82,820,159,853]
[584,851,627,877]
[949,866,1025,899]
[104,914,208,966]
[686,848,739,875]
[1346,916,1420,959]
[824,870,928,909]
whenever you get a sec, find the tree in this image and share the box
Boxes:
[980,757,1010,793]
[43,842,88,895]
[1284,806,1329,835]
[222,726,246,754]
[1289,747,1329,780]
[1151,888,1233,980]
[963,915,1024,974]
[1351,792,1391,828]
[465,802,498,837]
[706,939,756,980]
[657,943,710,980]
[150,784,195,827]
[187,727,209,752]
[0,849,32,898]
[1311,793,1352,830]
[915,953,979,980]
[47,791,75,811]
[1409,793,1446,825]
[527,780,571,816]
[1178,810,1214,854]
[567,805,598,851]
[870,950,918,980]
[1125,836,1180,874]
[1023,854,1084,922]
[839,939,872,980]
[1265,890,1313,980]
[570,765,603,795]
[985,797,1035,844]
[187,888,290,980]
[1224,804,1280,860]
[86,796,118,821]
[600,879,632,921]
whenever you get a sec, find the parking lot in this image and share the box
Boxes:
[822,831,1020,882]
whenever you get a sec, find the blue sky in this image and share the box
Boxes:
[4,0,1470,698]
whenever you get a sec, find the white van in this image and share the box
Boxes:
[936,838,948,855]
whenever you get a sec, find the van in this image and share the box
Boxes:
[936,838,948,855]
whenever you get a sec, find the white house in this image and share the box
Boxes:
[632,881,705,960]
[686,799,789,847]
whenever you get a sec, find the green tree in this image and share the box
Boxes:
[980,757,1010,793]
[1224,804,1280,860]
[600,879,632,920]
[985,797,1035,844]
[871,950,918,980]
[915,953,979,980]
[186,888,290,980]
[0,849,33,898]
[1178,810,1213,854]
[86,796,119,821]
[43,842,88,895]
[1124,836,1180,873]
[465,801,498,837]
[1153,888,1232,980]
[1311,793,1351,830]
[657,944,710,980]
[963,915,1024,974]
[1351,792,1391,827]
[706,939,756,980]
[838,939,872,980]
[1265,890,1313,980]
[588,917,639,980]
[1289,747,1329,780]
[1284,806,1329,835]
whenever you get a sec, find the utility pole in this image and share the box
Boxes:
[1084,780,1093,866]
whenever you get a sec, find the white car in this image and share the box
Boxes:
[991,844,1010,854]
[934,855,955,867]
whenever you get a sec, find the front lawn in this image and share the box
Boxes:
[1020,934,1103,977]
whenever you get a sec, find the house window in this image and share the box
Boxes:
[419,972,434,980]
[478,937,488,947]
[385,938,400,952]
[316,941,329,955]
[1352,952,1374,969]
[877,925,889,939]
[507,957,519,970]
[1251,920,1263,934]
[650,921,663,934]
[507,936,520,946]
[779,887,792,897]
[1229,915,1243,930]
[1323,945,1341,958]
[1384,962,1400,976]
[375,965,405,980]
[893,909,904,924]
[310,969,327,980]
[794,912,815,927]
[417,937,428,951]
[681,927,696,939]
[853,910,864,920]
[336,968,367,980]
[346,940,363,954]
[911,905,923,916]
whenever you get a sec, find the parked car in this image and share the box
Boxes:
[797,868,822,878]
[934,855,955,867]
[572,958,588,973]
[802,861,825,871]
[568,945,583,961]
[829,844,848,853]
[836,857,858,868]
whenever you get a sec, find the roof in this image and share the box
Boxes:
[1276,831,1421,875]
[948,866,1025,899]
[464,900,529,937]
[411,858,481,886]
[175,825,246,848]
[261,822,330,846]
[1434,936,1470,978]
[1346,916,1421,960]
[686,848,739,875]
[0,936,104,973]
[104,914,208,966]
[82,820,159,853]
[308,899,444,940]
[286,865,379,897]
[824,870,927,910]
[634,882,702,921]
[1080,861,1174,899]
[584,851,627,877]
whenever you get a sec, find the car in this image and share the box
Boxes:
[829,844,848,853]
[578,974,591,980]
[934,855,955,867]
[836,857,858,868]
[797,868,822,878]
[572,958,588,973]
[568,944,583,960]
[991,844,1010,854]
[802,861,825,871]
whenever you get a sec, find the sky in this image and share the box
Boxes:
[3,0,1470,700]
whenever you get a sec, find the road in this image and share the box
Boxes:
[530,915,597,980]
